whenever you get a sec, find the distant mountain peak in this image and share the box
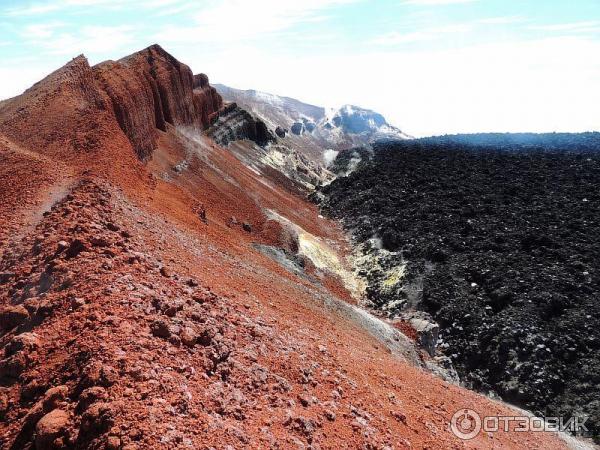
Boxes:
[214,84,411,152]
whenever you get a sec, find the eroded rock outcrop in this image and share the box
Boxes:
[0,45,225,164]
[93,45,224,160]
[207,103,275,147]
[93,60,161,161]
[193,73,223,131]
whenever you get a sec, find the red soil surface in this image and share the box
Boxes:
[392,321,419,343]
[0,46,571,449]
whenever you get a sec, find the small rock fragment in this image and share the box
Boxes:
[298,393,311,407]
[0,272,15,284]
[42,386,68,411]
[180,327,197,348]
[105,222,120,232]
[150,319,171,338]
[5,332,40,357]
[106,436,121,450]
[391,410,407,423]
[0,305,30,330]
[65,239,86,259]
[35,409,70,450]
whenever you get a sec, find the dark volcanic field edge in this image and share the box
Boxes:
[317,139,600,442]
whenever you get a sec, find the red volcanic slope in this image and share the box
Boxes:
[0,45,570,449]
[96,44,223,160]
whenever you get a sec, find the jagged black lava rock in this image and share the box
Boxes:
[317,137,600,441]
[291,122,304,135]
[275,126,287,138]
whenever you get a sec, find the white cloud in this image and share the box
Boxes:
[155,0,357,43]
[529,21,600,33]
[402,0,477,5]
[145,0,182,7]
[22,22,65,39]
[372,17,528,46]
[2,1,600,138]
[477,16,525,25]
[372,30,435,45]
[4,0,174,16]
[151,0,194,15]
[0,60,60,99]
[373,24,471,45]
[24,24,137,55]
[4,3,60,16]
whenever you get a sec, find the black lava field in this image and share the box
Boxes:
[318,137,600,440]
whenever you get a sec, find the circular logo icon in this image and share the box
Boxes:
[451,408,482,440]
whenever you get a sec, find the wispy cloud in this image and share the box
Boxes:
[529,21,600,33]
[23,22,65,39]
[477,16,525,25]
[23,24,137,55]
[155,0,358,44]
[373,15,527,46]
[2,0,600,137]
[373,24,471,45]
[4,3,60,16]
[151,0,195,16]
[4,0,172,16]
[402,0,477,5]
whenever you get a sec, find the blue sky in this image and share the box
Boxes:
[1,0,600,136]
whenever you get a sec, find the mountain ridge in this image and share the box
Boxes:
[214,83,411,157]
[0,44,580,449]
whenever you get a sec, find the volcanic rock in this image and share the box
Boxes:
[0,272,15,284]
[94,45,224,160]
[193,73,223,128]
[291,122,304,135]
[150,319,171,339]
[35,409,70,450]
[275,126,287,138]
[207,103,275,147]
[318,136,600,440]
[180,327,197,348]
[5,332,40,357]
[0,305,29,330]
[399,312,439,357]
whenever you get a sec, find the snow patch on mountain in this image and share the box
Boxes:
[214,84,411,158]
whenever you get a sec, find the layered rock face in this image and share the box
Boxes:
[0,44,224,163]
[93,45,224,160]
[93,60,161,161]
[192,73,223,130]
[207,103,275,147]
